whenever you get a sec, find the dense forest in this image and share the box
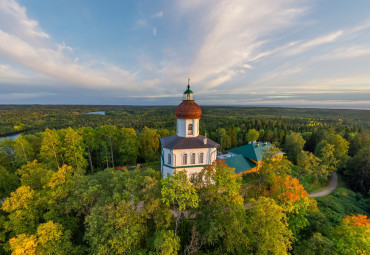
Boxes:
[0,105,369,254]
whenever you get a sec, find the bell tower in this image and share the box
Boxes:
[175,80,201,138]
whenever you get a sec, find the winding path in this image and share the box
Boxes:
[308,172,338,198]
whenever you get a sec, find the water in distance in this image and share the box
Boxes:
[87,111,105,115]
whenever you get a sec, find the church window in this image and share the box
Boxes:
[182,154,187,165]
[167,154,171,165]
[188,124,193,135]
[199,152,204,164]
[190,153,195,164]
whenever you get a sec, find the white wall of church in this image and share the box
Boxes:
[161,147,217,177]
[177,119,199,137]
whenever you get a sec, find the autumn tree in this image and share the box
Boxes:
[270,175,311,235]
[2,186,41,235]
[332,214,370,255]
[258,146,292,185]
[245,197,293,255]
[9,221,76,255]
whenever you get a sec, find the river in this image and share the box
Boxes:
[0,133,21,141]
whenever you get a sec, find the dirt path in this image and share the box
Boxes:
[309,172,338,198]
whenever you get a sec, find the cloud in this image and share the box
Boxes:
[0,0,158,95]
[172,0,308,90]
[282,30,343,56]
[0,92,55,100]
[151,11,163,18]
[152,27,157,36]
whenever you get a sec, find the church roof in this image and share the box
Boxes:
[224,155,257,174]
[175,100,202,119]
[228,142,272,162]
[160,135,219,150]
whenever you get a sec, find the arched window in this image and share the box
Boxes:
[182,154,187,165]
[167,154,171,165]
[199,152,204,164]
[190,153,195,164]
[188,124,193,135]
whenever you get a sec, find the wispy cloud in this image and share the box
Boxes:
[282,30,343,56]
[151,11,163,18]
[152,27,157,36]
[0,0,157,94]
[173,0,308,90]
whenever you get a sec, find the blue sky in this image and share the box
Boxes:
[0,0,370,109]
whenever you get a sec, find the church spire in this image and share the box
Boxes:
[183,77,194,100]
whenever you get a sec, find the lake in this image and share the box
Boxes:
[87,111,105,115]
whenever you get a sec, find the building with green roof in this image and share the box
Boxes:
[219,142,283,176]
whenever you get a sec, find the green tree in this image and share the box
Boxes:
[0,166,19,198]
[297,151,322,178]
[194,160,248,254]
[228,126,238,148]
[345,146,370,194]
[117,128,139,165]
[161,170,198,235]
[16,160,53,190]
[284,132,306,164]
[40,129,62,170]
[78,127,98,173]
[294,232,337,255]
[13,136,34,168]
[325,134,350,161]
[97,125,118,168]
[85,199,146,254]
[315,143,338,178]
[152,230,180,255]
[139,127,160,162]
[0,138,16,171]
[245,128,259,143]
[245,197,293,255]
[62,127,87,170]
[217,128,231,152]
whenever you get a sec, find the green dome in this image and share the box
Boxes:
[184,84,193,94]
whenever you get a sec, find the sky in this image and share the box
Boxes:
[0,0,370,109]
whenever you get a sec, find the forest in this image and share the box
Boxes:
[0,105,369,254]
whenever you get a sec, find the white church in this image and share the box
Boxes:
[160,82,219,177]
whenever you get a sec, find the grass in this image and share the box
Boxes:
[298,175,330,193]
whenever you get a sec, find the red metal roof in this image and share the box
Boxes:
[175,100,202,119]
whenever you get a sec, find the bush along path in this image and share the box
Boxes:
[308,172,338,198]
